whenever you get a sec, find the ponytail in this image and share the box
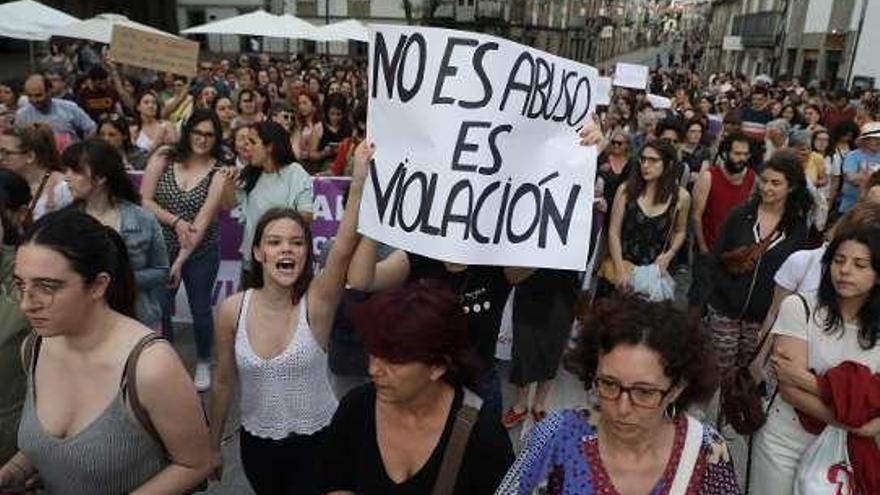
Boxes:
[103,226,136,317]
[23,209,137,317]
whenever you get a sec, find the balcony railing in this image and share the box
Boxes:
[736,10,783,47]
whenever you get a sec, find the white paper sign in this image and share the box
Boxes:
[613,62,649,90]
[646,93,672,109]
[595,76,612,105]
[361,24,598,270]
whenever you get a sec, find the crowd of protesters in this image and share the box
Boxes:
[0,32,876,495]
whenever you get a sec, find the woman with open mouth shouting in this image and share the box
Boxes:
[208,139,374,495]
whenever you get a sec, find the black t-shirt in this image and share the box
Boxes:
[320,384,514,495]
[406,253,511,366]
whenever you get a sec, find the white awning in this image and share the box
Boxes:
[316,19,369,43]
[0,0,79,41]
[182,9,325,41]
[49,13,178,44]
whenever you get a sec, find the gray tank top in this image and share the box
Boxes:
[17,335,168,494]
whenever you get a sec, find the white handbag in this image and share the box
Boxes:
[793,426,856,495]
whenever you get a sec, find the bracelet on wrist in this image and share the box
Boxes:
[172,216,181,227]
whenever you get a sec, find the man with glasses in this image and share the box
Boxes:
[15,73,95,150]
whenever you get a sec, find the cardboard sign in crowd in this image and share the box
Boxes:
[360,25,599,270]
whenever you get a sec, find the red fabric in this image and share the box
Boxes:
[811,361,880,495]
[823,106,856,131]
[702,166,755,250]
[331,137,355,176]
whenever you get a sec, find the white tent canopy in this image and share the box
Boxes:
[181,9,324,41]
[316,19,368,43]
[0,0,79,41]
[49,13,177,44]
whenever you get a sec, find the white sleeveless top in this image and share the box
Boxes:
[235,289,338,439]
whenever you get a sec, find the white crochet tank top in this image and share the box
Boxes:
[235,289,338,439]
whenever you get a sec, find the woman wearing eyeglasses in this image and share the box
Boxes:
[141,109,236,392]
[0,209,212,494]
[496,296,739,494]
[161,75,194,126]
[0,124,72,221]
[600,140,690,297]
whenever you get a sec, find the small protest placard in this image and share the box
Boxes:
[613,62,649,90]
[109,25,199,78]
[360,24,599,270]
[594,76,612,106]
[646,93,672,109]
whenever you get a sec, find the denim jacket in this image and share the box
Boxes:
[119,201,169,327]
[0,245,28,464]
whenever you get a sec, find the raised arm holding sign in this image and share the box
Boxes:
[358,24,600,271]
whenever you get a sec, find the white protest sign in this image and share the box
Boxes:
[361,24,598,270]
[613,62,649,90]
[595,76,612,105]
[646,93,672,109]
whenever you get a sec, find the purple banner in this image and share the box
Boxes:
[129,171,350,264]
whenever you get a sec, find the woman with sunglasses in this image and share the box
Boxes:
[141,109,236,392]
[160,75,194,126]
[596,129,634,216]
[496,296,738,494]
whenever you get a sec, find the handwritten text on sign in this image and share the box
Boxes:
[109,25,199,78]
[360,25,598,270]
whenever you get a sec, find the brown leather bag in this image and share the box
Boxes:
[719,231,777,275]
[721,293,810,435]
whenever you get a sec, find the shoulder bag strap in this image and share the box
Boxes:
[21,331,41,375]
[121,332,165,451]
[668,415,704,495]
[25,171,51,218]
[431,388,483,495]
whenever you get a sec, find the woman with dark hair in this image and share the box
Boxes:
[320,283,514,494]
[803,104,824,133]
[233,89,263,128]
[0,169,31,466]
[133,91,176,154]
[828,120,860,214]
[331,103,367,177]
[311,93,352,173]
[0,209,212,493]
[750,218,880,494]
[0,82,19,113]
[237,121,313,286]
[291,90,323,173]
[212,96,237,145]
[681,117,712,185]
[63,139,168,329]
[705,149,811,383]
[497,297,738,494]
[780,104,802,129]
[601,140,690,296]
[97,115,148,170]
[209,142,372,494]
[141,108,236,391]
[0,124,71,220]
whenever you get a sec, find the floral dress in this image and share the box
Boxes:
[495,408,741,494]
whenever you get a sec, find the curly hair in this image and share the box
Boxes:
[566,296,718,411]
